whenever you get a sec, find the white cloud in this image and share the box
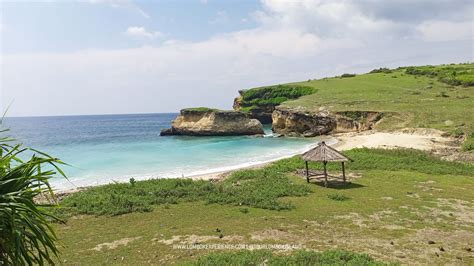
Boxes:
[257,0,473,41]
[124,26,163,39]
[2,0,474,116]
[417,20,474,42]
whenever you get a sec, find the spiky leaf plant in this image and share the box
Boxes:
[0,130,66,265]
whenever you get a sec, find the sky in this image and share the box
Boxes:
[1,0,473,117]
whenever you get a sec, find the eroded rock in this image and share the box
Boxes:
[160,109,264,136]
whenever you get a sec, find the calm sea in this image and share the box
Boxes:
[2,113,322,190]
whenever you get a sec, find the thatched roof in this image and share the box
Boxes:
[302,141,352,162]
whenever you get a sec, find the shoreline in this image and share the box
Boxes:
[53,128,458,194]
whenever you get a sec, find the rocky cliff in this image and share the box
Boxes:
[272,107,336,137]
[233,91,275,124]
[160,108,264,136]
[272,107,384,137]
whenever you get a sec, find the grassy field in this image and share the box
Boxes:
[281,63,474,149]
[52,148,474,265]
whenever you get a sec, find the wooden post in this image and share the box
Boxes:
[305,161,309,183]
[342,162,346,183]
[323,161,328,187]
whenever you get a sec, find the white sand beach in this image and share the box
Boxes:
[190,128,457,181]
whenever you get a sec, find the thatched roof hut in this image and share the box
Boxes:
[302,141,353,187]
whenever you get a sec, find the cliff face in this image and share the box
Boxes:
[272,108,336,137]
[272,107,384,137]
[160,109,264,136]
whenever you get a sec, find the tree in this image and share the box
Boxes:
[0,130,66,265]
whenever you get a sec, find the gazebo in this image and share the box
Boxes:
[301,141,353,187]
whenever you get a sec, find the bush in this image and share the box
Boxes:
[327,193,351,201]
[462,134,474,152]
[240,85,316,108]
[369,67,392,74]
[340,73,356,78]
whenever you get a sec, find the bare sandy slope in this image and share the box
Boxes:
[333,128,455,151]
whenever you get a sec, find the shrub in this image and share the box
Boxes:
[340,73,356,78]
[462,133,474,152]
[369,67,392,74]
[327,193,351,201]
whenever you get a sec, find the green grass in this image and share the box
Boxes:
[183,250,387,265]
[52,148,474,264]
[53,167,311,218]
[182,107,222,112]
[402,63,474,87]
[282,63,474,148]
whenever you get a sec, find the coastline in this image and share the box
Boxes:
[53,128,457,194]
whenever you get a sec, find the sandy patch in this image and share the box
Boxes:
[333,129,453,151]
[250,229,297,241]
[91,237,141,251]
[157,234,244,245]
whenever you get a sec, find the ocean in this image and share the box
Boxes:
[2,113,326,190]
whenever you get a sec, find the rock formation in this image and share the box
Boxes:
[160,109,264,136]
[272,107,384,137]
[272,107,337,137]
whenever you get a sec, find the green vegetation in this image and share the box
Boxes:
[340,73,357,78]
[403,63,474,87]
[284,63,474,149]
[0,132,65,265]
[239,85,316,112]
[182,107,222,112]
[52,147,474,264]
[53,168,311,217]
[369,67,393,74]
[184,250,386,265]
[327,193,351,201]
[462,133,474,151]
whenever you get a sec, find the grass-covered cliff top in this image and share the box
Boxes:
[238,85,316,112]
[279,63,474,150]
[181,107,222,112]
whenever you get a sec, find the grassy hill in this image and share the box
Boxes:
[272,63,473,150]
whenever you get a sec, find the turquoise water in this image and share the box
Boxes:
[3,113,326,190]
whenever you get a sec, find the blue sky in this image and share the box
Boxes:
[2,1,260,54]
[1,0,473,116]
